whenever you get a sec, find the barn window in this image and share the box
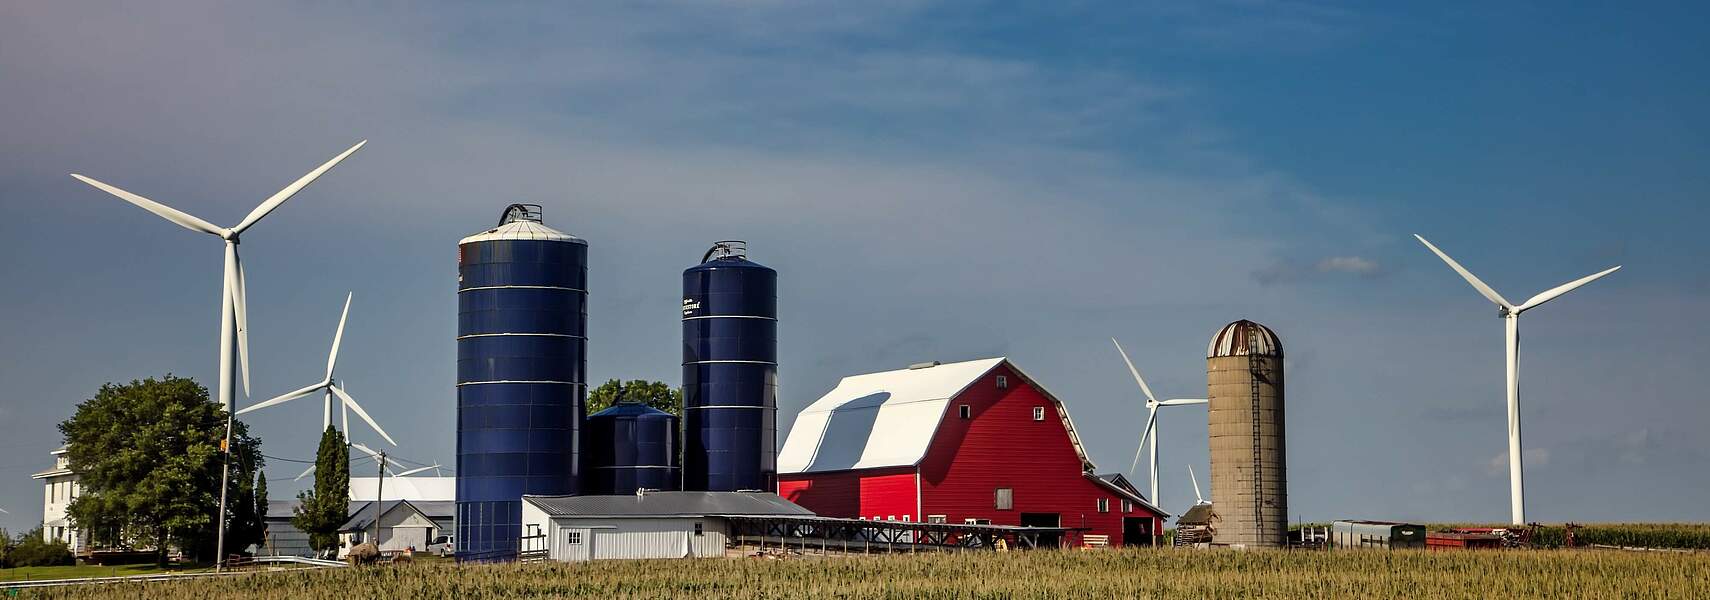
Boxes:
[965,518,991,525]
[1032,406,1045,421]
[565,531,582,545]
[996,375,1008,389]
[959,404,971,419]
[928,515,947,524]
[1098,498,1110,513]
[995,488,1013,510]
[694,522,704,536]
[1122,500,1132,513]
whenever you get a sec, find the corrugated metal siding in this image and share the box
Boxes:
[548,518,726,560]
[778,467,916,520]
[918,365,1155,544]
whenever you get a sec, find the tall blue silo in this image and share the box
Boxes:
[681,241,777,492]
[456,204,586,560]
[585,400,680,495]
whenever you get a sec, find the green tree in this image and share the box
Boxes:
[58,375,262,566]
[254,471,269,553]
[586,379,682,415]
[7,527,74,567]
[291,426,350,556]
[224,447,266,557]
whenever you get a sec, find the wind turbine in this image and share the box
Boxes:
[73,140,367,569]
[1112,338,1208,509]
[294,442,414,481]
[237,293,396,446]
[1187,464,1209,508]
[1414,234,1620,525]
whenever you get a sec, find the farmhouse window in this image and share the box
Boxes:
[996,488,1014,510]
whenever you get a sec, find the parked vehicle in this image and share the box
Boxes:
[427,535,455,557]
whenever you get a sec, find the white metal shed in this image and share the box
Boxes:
[521,491,813,562]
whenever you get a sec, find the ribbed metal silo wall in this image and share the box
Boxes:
[681,249,777,492]
[1207,352,1287,547]
[456,233,586,559]
[585,404,680,495]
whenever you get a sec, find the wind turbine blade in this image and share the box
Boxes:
[295,464,316,482]
[0,507,9,514]
[333,385,396,446]
[1516,266,1621,312]
[1188,465,1204,504]
[231,140,367,234]
[231,251,251,397]
[70,174,224,236]
[1130,406,1158,476]
[1414,234,1514,308]
[350,441,380,459]
[395,465,437,477]
[1159,398,1208,406]
[236,381,326,415]
[1111,338,1159,403]
[326,293,352,381]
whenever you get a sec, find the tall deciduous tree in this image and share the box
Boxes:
[58,375,262,566]
[586,379,682,415]
[291,426,349,556]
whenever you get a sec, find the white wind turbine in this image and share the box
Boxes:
[73,140,366,568]
[238,292,396,446]
[1112,338,1208,509]
[1187,464,1209,508]
[1415,234,1620,525]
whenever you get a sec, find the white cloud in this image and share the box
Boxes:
[1316,256,1381,275]
[1487,448,1551,476]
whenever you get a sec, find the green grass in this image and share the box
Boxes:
[0,563,203,582]
[15,548,1710,599]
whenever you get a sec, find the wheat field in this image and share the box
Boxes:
[17,548,1709,600]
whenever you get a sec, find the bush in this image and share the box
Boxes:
[8,528,75,567]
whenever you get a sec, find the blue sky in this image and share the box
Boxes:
[2,2,1707,532]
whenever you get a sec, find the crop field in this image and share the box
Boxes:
[14,548,1710,600]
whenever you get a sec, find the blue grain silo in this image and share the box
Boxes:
[456,204,586,560]
[681,241,777,492]
[585,400,680,494]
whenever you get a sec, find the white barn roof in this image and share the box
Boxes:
[778,357,1093,475]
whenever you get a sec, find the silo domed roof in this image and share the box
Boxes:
[1208,319,1282,358]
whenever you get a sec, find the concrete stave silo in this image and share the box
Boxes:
[456,204,586,559]
[681,241,777,492]
[1207,319,1287,547]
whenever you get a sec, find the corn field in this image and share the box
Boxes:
[18,548,1710,600]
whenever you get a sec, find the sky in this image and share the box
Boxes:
[1,1,1707,533]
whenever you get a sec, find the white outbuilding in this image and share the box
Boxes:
[520,491,812,561]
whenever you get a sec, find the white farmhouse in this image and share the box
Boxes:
[30,448,86,553]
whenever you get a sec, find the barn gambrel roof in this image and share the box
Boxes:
[777,357,1094,476]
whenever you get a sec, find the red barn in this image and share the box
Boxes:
[777,357,1167,547]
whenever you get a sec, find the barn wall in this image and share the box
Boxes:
[917,365,1158,544]
[778,466,917,520]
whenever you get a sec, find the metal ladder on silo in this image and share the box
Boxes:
[1249,355,1267,542]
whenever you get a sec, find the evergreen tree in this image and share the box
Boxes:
[292,426,349,556]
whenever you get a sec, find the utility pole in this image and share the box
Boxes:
[214,413,233,572]
[372,451,386,545]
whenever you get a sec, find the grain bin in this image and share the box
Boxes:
[681,241,777,492]
[1206,319,1287,547]
[585,400,681,495]
[456,204,587,560]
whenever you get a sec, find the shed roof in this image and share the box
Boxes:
[777,357,1092,474]
[1177,503,1216,526]
[339,500,455,532]
[524,492,812,518]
